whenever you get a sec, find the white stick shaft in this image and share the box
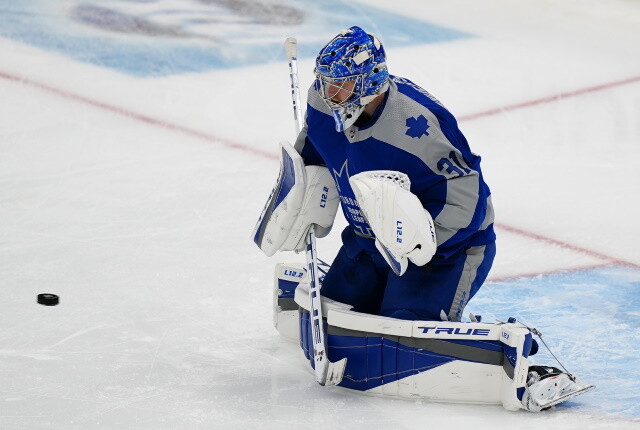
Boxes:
[285,36,328,384]
[285,37,304,134]
[284,37,345,386]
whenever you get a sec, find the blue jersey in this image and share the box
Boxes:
[294,75,495,261]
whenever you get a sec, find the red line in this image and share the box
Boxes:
[487,262,614,283]
[459,75,640,121]
[0,71,278,161]
[1,70,639,272]
[496,223,640,269]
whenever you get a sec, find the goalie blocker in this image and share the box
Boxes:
[273,263,594,411]
[252,142,339,257]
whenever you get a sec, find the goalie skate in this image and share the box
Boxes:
[522,366,595,411]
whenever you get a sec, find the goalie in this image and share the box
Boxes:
[253,26,592,411]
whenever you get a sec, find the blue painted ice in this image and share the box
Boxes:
[472,266,640,418]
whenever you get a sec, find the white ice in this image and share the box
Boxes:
[1,0,639,428]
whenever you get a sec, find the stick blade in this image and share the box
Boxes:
[319,358,347,387]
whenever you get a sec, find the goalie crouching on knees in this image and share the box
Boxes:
[254,25,496,323]
[252,26,596,412]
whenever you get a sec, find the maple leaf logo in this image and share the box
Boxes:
[405,115,429,138]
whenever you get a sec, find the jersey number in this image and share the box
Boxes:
[437,151,471,177]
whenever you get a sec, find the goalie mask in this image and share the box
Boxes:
[315,26,389,132]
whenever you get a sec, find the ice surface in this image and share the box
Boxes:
[1,0,639,428]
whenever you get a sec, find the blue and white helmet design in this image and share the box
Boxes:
[315,26,389,132]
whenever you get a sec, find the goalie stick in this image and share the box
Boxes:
[284,37,346,386]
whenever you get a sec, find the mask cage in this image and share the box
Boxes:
[315,72,365,110]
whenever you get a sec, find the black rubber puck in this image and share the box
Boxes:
[37,293,59,306]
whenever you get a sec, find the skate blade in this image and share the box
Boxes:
[537,383,595,409]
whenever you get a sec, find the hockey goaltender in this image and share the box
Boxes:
[253,26,594,412]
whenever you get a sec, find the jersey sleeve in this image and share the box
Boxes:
[426,169,495,260]
[293,120,325,166]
